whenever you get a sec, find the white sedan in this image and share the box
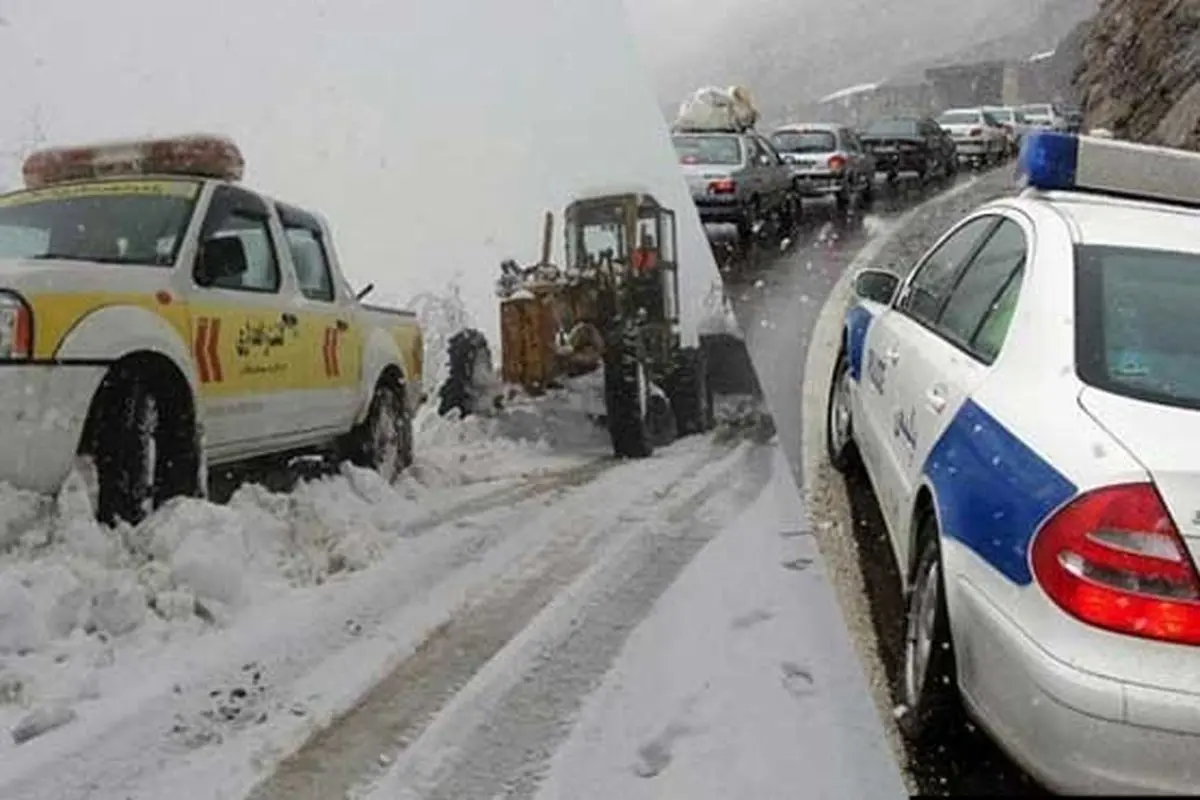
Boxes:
[826,131,1200,795]
[935,108,1008,166]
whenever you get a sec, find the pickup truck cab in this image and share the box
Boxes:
[0,134,423,524]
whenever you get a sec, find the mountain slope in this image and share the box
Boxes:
[1076,0,1199,148]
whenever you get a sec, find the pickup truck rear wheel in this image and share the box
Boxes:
[349,382,413,483]
[89,364,201,527]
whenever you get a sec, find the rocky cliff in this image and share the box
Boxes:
[1075,0,1200,148]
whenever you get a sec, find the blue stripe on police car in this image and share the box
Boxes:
[922,398,1077,586]
[845,305,873,381]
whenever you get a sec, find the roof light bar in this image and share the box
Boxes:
[1017,130,1200,208]
[22,134,245,189]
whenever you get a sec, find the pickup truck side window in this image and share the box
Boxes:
[896,214,999,328]
[285,227,335,303]
[198,185,280,293]
[207,211,280,293]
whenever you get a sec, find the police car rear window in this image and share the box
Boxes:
[1076,244,1200,411]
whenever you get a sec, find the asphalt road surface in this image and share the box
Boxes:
[719,169,1049,796]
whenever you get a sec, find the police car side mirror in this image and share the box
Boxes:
[853,268,901,305]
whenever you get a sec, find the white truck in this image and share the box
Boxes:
[0,134,424,524]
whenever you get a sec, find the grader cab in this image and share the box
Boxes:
[439,190,714,459]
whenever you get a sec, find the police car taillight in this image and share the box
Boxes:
[21,134,245,189]
[1017,130,1200,207]
[1031,482,1200,646]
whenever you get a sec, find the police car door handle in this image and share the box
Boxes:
[925,385,948,413]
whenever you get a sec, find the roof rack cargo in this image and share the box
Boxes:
[672,86,760,134]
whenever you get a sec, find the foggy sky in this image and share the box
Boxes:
[623,0,1077,115]
[0,0,723,349]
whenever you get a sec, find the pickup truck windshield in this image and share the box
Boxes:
[770,130,837,153]
[672,134,743,165]
[1076,244,1200,411]
[0,178,200,266]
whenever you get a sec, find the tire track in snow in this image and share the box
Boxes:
[0,459,622,800]
[357,443,775,800]
[242,438,746,800]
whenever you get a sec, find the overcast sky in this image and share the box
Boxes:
[0,0,724,350]
[621,0,1074,114]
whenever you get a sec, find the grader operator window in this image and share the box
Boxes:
[579,221,624,268]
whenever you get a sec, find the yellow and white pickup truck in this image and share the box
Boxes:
[0,134,423,524]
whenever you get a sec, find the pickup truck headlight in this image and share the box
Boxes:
[0,292,33,360]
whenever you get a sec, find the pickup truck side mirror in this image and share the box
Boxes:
[853,268,901,306]
[195,235,249,288]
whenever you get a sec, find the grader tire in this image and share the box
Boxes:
[437,328,493,418]
[604,326,653,459]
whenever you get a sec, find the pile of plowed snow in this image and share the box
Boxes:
[0,386,605,750]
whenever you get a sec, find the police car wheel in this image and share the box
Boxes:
[899,529,960,743]
[825,347,856,471]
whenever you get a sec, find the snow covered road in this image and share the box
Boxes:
[0,381,902,799]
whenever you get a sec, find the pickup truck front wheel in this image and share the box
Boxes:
[86,361,201,527]
[347,382,413,483]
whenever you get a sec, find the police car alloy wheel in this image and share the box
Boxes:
[899,530,960,742]
[825,348,855,471]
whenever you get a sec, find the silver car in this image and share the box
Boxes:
[1018,103,1069,132]
[982,106,1032,155]
[769,123,876,212]
[936,107,1008,166]
[671,130,797,239]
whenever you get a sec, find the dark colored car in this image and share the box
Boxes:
[859,116,956,183]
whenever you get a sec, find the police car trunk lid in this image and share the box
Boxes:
[1079,386,1200,553]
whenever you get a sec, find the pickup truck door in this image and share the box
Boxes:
[277,206,363,435]
[188,184,312,461]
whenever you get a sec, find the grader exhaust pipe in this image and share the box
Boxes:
[540,210,554,266]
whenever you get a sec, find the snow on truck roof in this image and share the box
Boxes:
[21,134,244,189]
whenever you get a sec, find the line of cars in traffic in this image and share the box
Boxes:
[671,95,1079,242]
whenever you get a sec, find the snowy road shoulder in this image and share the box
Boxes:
[530,446,907,800]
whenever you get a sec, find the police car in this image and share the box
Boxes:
[826,130,1200,794]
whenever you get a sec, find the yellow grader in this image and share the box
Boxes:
[437,189,714,458]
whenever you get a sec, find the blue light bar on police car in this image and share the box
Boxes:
[1017,130,1200,207]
